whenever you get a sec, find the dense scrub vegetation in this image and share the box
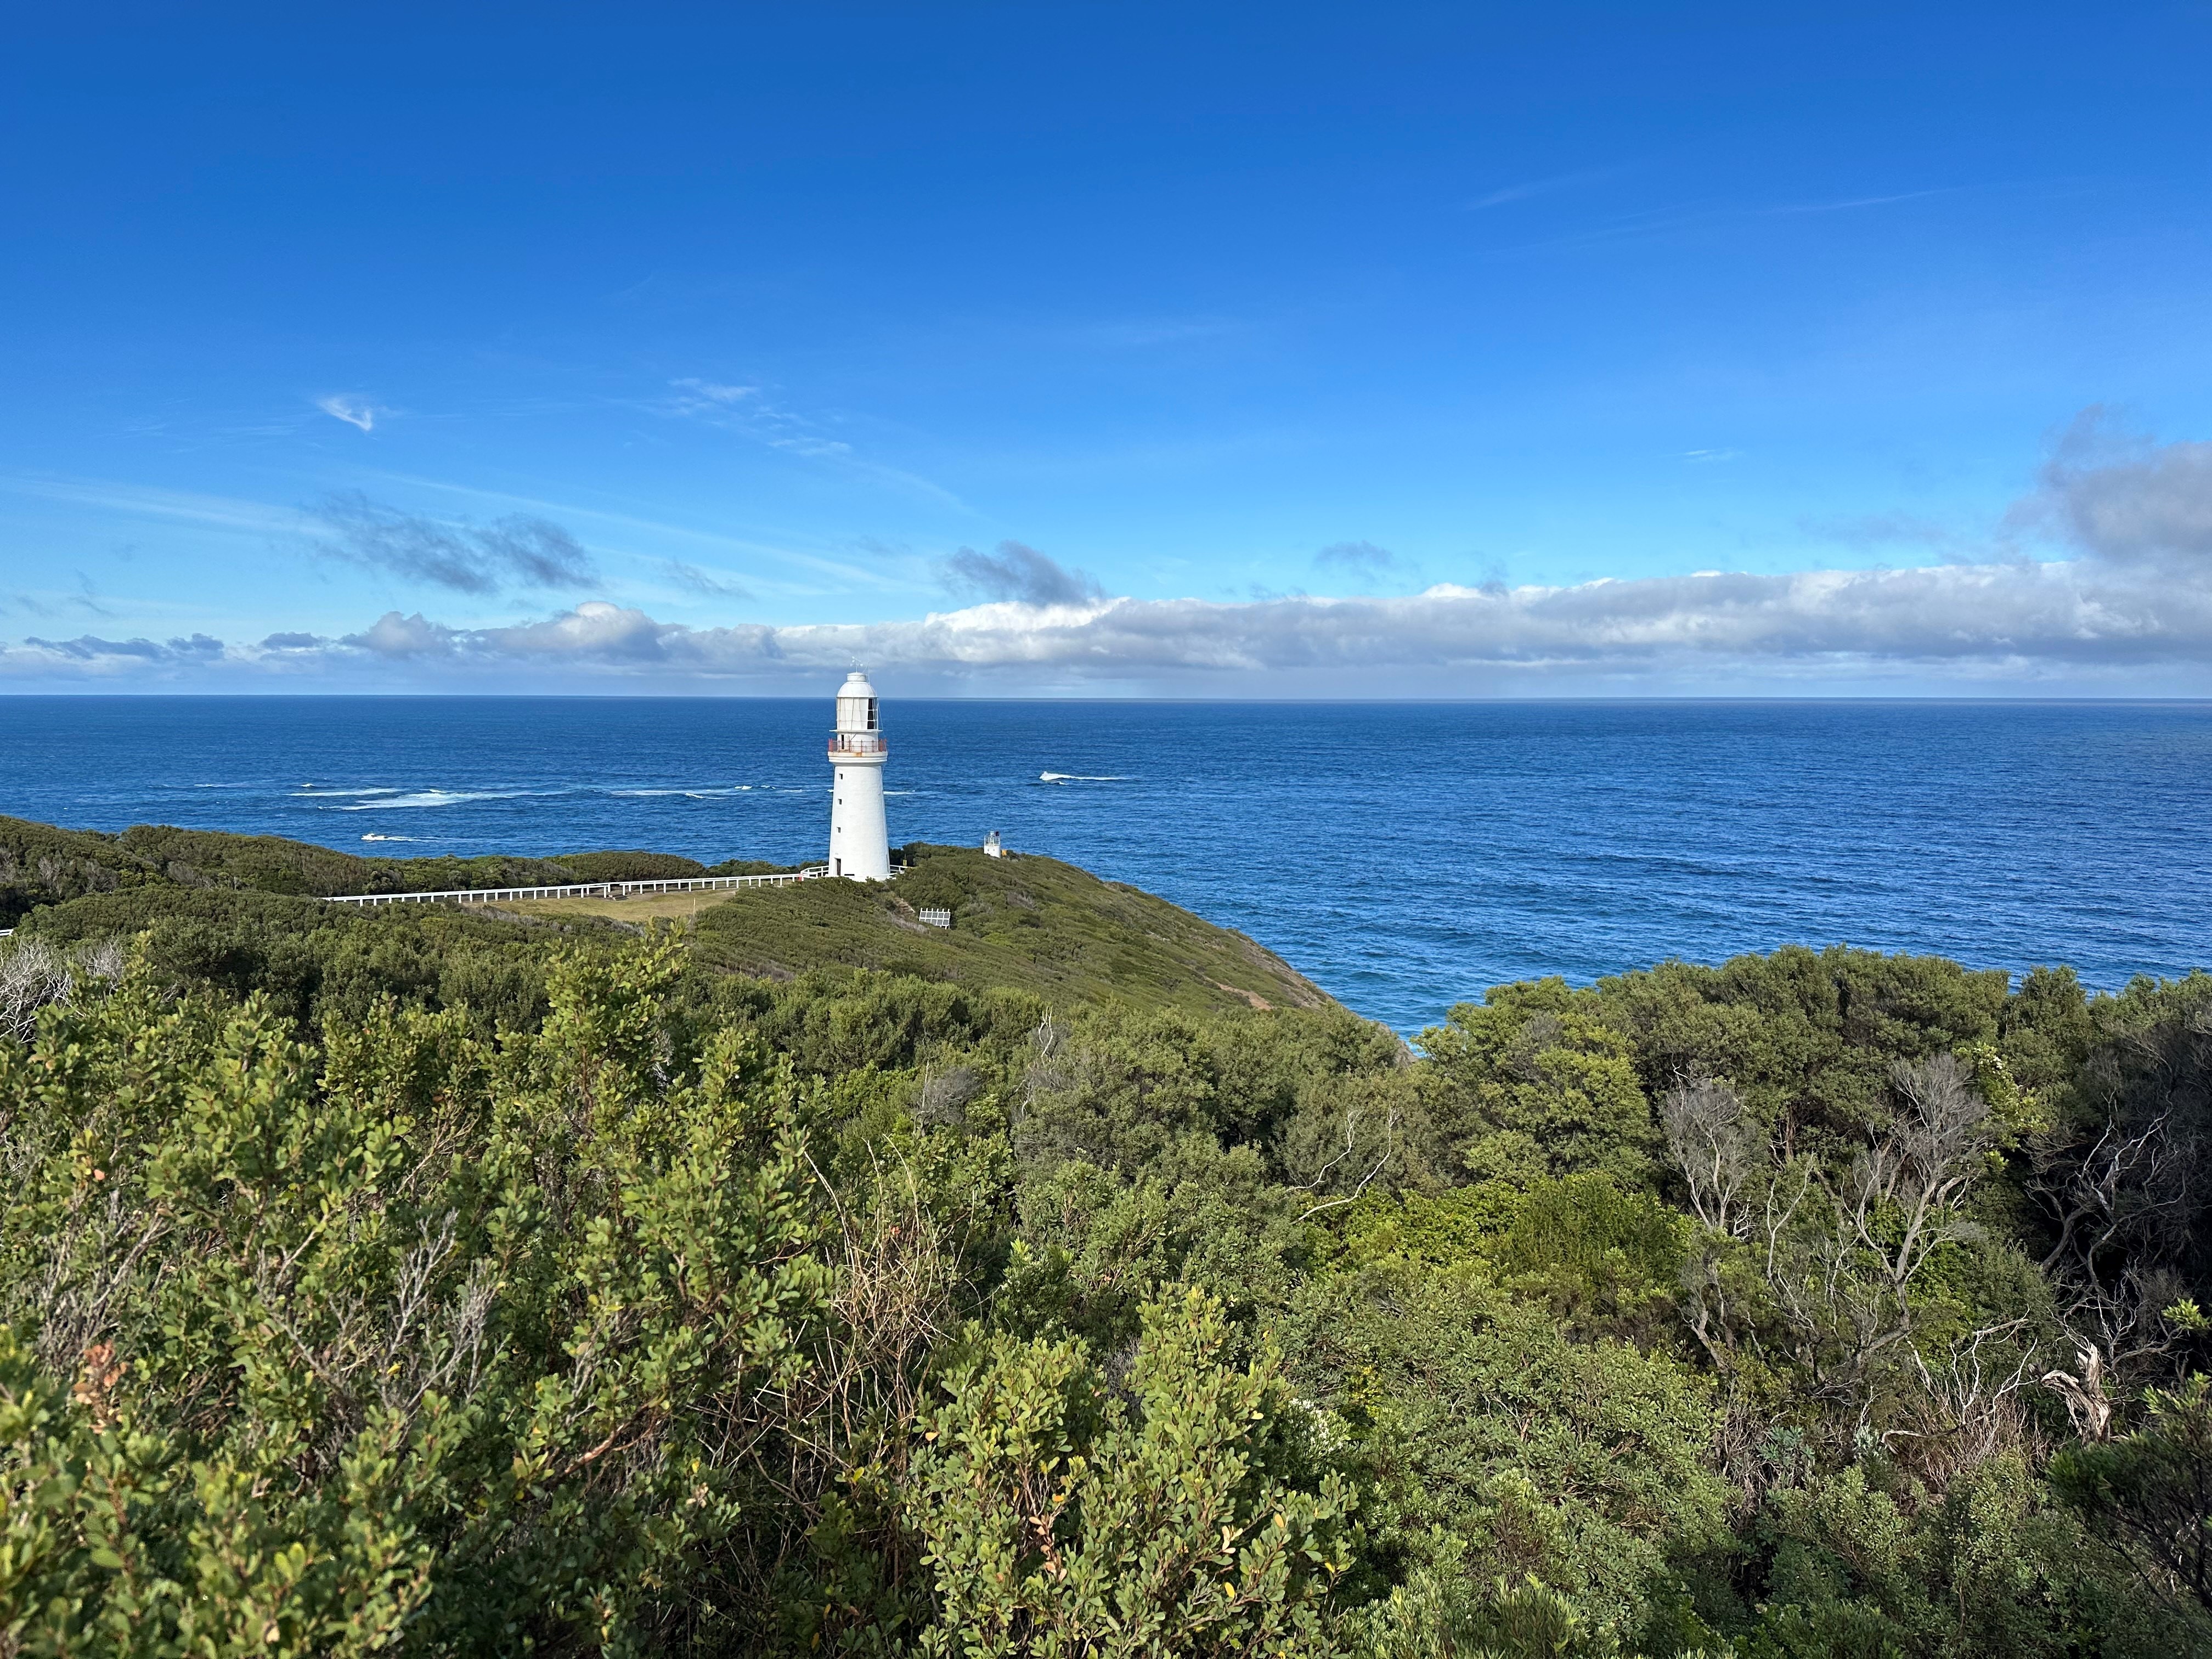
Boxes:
[3,822,2211,1654]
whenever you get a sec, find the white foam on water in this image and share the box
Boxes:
[610,786,757,798]
[334,789,524,811]
[295,787,400,799]
[1038,772,1130,783]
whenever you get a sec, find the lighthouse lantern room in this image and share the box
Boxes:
[827,670,891,880]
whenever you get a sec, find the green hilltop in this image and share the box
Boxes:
[687,844,1331,1013]
[0,811,772,924]
[0,815,1331,1020]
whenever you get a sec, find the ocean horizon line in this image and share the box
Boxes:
[6,690,2211,707]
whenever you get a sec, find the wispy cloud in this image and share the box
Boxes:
[0,475,303,536]
[1769,189,1949,216]
[356,469,921,593]
[1315,540,1399,574]
[938,541,1103,607]
[659,558,753,600]
[310,492,598,594]
[664,378,758,414]
[15,631,226,670]
[1312,540,1421,591]
[1465,170,1613,212]
[1683,448,1741,464]
[315,394,385,432]
[653,376,969,510]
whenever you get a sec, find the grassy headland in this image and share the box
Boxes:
[3,816,1327,1022]
[679,844,1330,1013]
[0,811,784,927]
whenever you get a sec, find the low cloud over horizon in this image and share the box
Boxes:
[10,412,2212,696]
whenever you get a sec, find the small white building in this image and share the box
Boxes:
[826,669,892,881]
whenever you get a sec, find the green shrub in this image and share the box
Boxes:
[0,940,830,1654]
[3,811,2208,1654]
[556,849,710,881]
[908,1289,1355,1656]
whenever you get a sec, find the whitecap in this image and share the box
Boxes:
[611,786,757,798]
[1039,772,1130,783]
[334,789,523,811]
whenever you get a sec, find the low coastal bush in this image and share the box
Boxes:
[4,825,2212,1654]
[555,849,711,881]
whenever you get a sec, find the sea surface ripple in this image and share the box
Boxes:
[3,697,2206,1033]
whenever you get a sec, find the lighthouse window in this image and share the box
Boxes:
[866,699,878,730]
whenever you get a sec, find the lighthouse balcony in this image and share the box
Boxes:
[828,732,888,759]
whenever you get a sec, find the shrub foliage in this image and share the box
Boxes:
[2,823,2210,1655]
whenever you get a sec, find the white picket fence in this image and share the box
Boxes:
[323,867,831,909]
[1,865,864,931]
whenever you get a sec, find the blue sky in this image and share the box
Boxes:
[5,2,2212,693]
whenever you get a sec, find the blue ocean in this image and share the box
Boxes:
[2,697,2206,1032]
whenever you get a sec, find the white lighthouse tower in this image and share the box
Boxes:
[826,669,891,881]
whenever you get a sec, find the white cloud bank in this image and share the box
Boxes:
[8,557,2208,695]
[8,411,2212,695]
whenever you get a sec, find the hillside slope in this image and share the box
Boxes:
[0,815,745,926]
[683,844,1334,1015]
[4,818,1338,1020]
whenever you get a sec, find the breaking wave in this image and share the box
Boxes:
[332,790,528,811]
[608,786,757,798]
